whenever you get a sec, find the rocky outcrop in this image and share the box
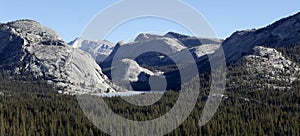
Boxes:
[240,46,300,88]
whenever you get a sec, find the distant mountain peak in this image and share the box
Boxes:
[165,31,190,39]
[134,33,162,42]
[69,38,115,63]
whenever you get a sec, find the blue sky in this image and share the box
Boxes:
[0,0,299,43]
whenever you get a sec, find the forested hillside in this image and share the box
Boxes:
[0,66,299,135]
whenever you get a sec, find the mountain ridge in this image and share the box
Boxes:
[222,12,300,64]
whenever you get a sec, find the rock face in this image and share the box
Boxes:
[111,58,155,82]
[0,20,116,94]
[167,44,221,64]
[69,38,115,63]
[222,12,300,64]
